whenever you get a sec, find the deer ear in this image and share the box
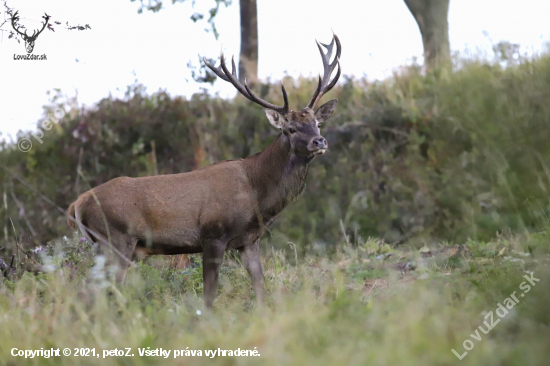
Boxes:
[264,109,286,129]
[315,99,338,123]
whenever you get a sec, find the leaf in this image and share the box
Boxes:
[190,13,204,22]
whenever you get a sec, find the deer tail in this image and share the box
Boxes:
[67,201,77,230]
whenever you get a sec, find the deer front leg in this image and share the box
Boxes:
[202,239,226,309]
[238,240,265,306]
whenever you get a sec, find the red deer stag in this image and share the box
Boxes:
[68,34,341,308]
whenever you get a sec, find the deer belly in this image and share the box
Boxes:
[135,227,202,254]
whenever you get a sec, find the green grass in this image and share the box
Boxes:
[1,228,549,365]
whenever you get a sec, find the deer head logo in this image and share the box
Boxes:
[11,11,50,54]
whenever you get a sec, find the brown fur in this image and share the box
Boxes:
[68,133,309,256]
[68,202,77,230]
[67,101,337,310]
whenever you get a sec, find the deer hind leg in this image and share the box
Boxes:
[202,239,226,309]
[101,230,138,284]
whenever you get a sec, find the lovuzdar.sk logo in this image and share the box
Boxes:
[12,11,49,60]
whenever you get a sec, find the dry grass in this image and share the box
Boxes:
[0,228,549,365]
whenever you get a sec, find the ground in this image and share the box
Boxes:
[0,228,549,365]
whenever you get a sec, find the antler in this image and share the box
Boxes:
[306,33,342,110]
[10,11,50,40]
[28,13,50,40]
[10,11,26,38]
[203,54,290,115]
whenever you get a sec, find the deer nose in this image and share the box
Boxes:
[312,137,327,149]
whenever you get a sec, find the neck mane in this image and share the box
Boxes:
[243,133,312,220]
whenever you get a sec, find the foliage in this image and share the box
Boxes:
[129,0,232,84]
[130,0,231,39]
[0,229,549,365]
[1,52,550,256]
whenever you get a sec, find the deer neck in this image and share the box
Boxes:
[244,133,311,218]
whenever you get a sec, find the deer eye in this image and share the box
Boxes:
[317,123,322,128]
[288,127,296,134]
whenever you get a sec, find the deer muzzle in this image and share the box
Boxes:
[309,137,328,155]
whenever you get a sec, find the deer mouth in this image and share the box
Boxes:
[313,148,327,155]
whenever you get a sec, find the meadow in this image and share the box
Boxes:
[1,227,549,365]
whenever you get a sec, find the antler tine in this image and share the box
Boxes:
[244,79,289,115]
[306,33,342,109]
[204,53,289,115]
[11,11,27,37]
[308,75,323,111]
[32,13,50,39]
[202,55,230,82]
[218,54,258,103]
[280,81,289,110]
[324,57,341,92]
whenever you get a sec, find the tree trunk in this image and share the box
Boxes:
[239,0,258,85]
[404,0,451,72]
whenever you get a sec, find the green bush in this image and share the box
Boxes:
[1,52,549,254]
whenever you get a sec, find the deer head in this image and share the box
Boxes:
[204,33,341,159]
[11,11,50,53]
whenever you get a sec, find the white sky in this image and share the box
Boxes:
[0,0,549,142]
